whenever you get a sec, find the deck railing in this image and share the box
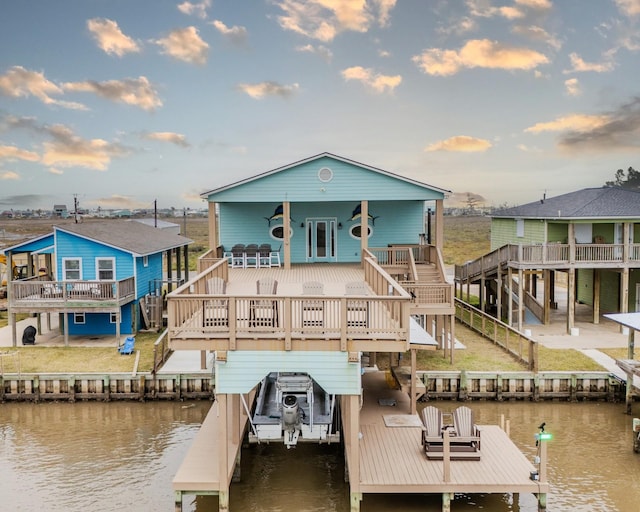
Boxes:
[167,256,410,348]
[9,277,136,307]
[197,248,223,273]
[456,242,640,281]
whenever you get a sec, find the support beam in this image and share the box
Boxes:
[410,348,417,415]
[283,201,291,270]
[360,200,368,258]
[434,199,444,252]
[566,268,575,333]
[593,269,600,324]
[217,394,230,512]
[543,269,550,325]
[208,201,218,251]
[517,268,524,332]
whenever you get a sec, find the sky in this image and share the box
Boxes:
[0,0,639,212]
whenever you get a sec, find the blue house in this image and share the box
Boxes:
[5,220,192,346]
[168,153,456,509]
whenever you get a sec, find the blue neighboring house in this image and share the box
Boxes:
[4,220,192,346]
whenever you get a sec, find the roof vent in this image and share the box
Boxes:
[318,167,333,182]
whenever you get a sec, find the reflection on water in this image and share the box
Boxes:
[1,400,639,512]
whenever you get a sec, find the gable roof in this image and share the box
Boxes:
[200,152,450,199]
[56,220,192,256]
[492,187,640,220]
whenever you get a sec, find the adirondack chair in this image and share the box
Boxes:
[250,278,279,327]
[203,277,228,327]
[118,336,135,355]
[421,405,443,452]
[345,281,369,328]
[452,405,481,451]
[301,281,324,328]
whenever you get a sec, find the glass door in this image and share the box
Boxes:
[306,218,337,262]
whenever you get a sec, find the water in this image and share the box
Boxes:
[1,400,639,512]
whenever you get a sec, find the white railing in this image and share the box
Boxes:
[10,277,135,306]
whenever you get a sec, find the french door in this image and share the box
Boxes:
[306,218,337,262]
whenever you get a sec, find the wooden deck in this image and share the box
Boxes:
[172,369,548,511]
[356,371,547,495]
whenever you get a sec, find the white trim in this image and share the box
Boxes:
[95,257,115,281]
[74,312,86,324]
[349,224,372,240]
[269,224,293,241]
[62,257,82,281]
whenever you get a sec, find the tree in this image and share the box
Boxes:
[605,167,640,190]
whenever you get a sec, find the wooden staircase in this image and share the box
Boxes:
[413,262,441,283]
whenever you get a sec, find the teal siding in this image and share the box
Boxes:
[216,351,361,394]
[219,200,423,263]
[135,253,163,298]
[66,307,133,335]
[207,156,444,203]
[54,230,134,281]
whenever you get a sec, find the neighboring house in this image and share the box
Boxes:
[167,153,456,503]
[4,220,192,345]
[53,204,68,218]
[455,187,640,331]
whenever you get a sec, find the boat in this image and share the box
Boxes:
[249,372,340,448]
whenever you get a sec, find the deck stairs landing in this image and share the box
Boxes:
[414,262,441,283]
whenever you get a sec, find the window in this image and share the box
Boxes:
[516,219,525,238]
[349,224,372,239]
[110,313,118,324]
[270,224,293,241]
[74,313,85,324]
[96,258,115,280]
[142,255,149,267]
[63,258,81,280]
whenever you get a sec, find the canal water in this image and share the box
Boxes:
[1,400,638,512]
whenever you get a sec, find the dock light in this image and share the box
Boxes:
[535,432,553,443]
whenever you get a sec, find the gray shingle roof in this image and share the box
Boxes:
[56,220,192,255]
[492,187,640,219]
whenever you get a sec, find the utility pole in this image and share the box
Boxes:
[74,194,79,223]
[154,199,157,227]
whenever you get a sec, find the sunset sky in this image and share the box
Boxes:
[1,0,639,212]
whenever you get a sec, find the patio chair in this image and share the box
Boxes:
[452,405,481,451]
[421,405,443,452]
[269,245,281,267]
[204,277,228,327]
[118,336,135,355]
[345,281,370,328]
[258,244,272,268]
[245,244,259,268]
[301,281,324,327]
[250,277,279,327]
[230,244,246,268]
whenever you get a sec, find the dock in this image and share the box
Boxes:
[172,369,549,511]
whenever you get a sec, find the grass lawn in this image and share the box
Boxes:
[1,332,159,373]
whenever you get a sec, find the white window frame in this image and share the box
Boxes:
[74,313,85,324]
[110,312,118,324]
[349,224,373,240]
[269,224,294,241]
[142,255,149,267]
[62,258,82,281]
[96,257,115,281]
[516,219,525,238]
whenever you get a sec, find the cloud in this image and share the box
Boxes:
[48,167,64,175]
[1,170,20,180]
[512,25,562,50]
[154,26,209,64]
[614,0,640,16]
[296,44,333,62]
[437,16,476,36]
[525,113,611,133]
[142,131,190,147]
[564,52,614,73]
[40,124,130,170]
[515,0,552,10]
[425,135,492,152]
[0,144,39,162]
[467,1,525,19]
[211,19,248,45]
[87,18,140,56]
[341,66,401,93]
[273,0,397,42]
[88,194,143,208]
[564,78,580,96]
[236,81,300,99]
[63,76,162,111]
[556,97,640,151]
[0,66,86,110]
[412,39,548,76]
[177,0,211,19]
[181,191,203,203]
[0,194,47,206]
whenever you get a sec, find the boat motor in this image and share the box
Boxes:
[282,395,299,428]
